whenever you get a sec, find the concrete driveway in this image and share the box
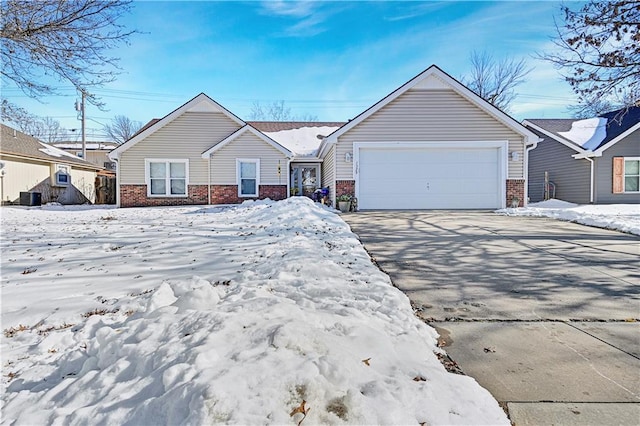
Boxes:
[343,211,640,425]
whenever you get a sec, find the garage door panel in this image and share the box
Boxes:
[358,146,502,210]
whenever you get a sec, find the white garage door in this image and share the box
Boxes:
[357,147,503,209]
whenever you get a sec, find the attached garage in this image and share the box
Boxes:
[318,65,541,210]
[355,142,507,209]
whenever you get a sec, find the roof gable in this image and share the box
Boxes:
[321,65,539,153]
[201,125,292,158]
[109,93,245,160]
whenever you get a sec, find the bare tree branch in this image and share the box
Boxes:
[1,99,67,141]
[462,51,532,111]
[541,1,640,111]
[103,114,142,144]
[248,100,318,121]
[1,0,137,107]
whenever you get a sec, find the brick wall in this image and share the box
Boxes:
[120,184,208,207]
[506,179,525,207]
[211,184,287,204]
[336,180,355,198]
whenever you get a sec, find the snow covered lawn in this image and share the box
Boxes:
[1,198,507,425]
[498,199,640,236]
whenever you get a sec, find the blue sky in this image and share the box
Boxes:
[3,1,582,140]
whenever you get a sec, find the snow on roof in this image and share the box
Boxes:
[264,125,341,157]
[557,117,608,151]
[53,142,118,150]
[38,142,86,160]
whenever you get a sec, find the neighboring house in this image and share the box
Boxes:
[110,65,540,209]
[52,141,119,172]
[524,106,640,204]
[0,124,102,204]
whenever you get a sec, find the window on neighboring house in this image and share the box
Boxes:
[145,159,188,196]
[624,158,639,192]
[237,159,259,197]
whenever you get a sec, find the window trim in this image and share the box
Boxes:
[236,158,260,197]
[144,159,189,197]
[623,156,640,193]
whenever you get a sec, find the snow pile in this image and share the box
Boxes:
[265,126,339,157]
[558,117,607,150]
[1,198,507,425]
[498,199,640,235]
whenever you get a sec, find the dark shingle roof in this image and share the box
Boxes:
[0,124,101,170]
[247,121,346,132]
[526,106,640,151]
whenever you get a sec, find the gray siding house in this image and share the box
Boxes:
[524,106,640,204]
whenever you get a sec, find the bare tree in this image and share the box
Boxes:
[0,100,66,141]
[463,51,532,111]
[103,115,143,144]
[1,0,136,110]
[543,1,640,110]
[249,100,318,121]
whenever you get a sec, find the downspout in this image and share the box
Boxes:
[286,158,291,198]
[207,156,211,205]
[524,140,540,207]
[585,157,595,203]
[114,159,120,207]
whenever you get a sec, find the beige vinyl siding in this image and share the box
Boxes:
[321,145,336,191]
[336,88,525,180]
[1,158,51,202]
[119,112,241,185]
[210,132,288,185]
[71,168,98,203]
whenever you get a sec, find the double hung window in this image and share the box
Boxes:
[237,159,259,197]
[624,158,640,193]
[146,159,188,196]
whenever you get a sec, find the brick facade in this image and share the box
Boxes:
[506,179,525,207]
[120,184,208,207]
[336,180,355,198]
[210,184,287,204]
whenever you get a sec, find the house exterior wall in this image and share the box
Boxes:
[334,88,525,181]
[595,130,640,204]
[528,138,591,204]
[118,111,241,185]
[63,149,113,169]
[1,157,51,203]
[321,145,336,202]
[120,184,208,207]
[70,168,98,203]
[0,157,97,204]
[209,132,288,185]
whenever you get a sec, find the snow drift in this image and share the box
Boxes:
[2,198,507,425]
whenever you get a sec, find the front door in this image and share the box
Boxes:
[291,165,319,197]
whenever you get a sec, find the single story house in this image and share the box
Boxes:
[0,124,102,204]
[52,141,119,172]
[523,106,640,204]
[109,65,540,209]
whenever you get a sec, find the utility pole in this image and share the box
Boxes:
[75,91,86,159]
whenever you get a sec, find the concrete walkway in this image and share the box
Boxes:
[343,211,640,425]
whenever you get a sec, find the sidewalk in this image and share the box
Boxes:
[430,320,640,425]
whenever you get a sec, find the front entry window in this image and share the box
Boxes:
[290,165,319,197]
